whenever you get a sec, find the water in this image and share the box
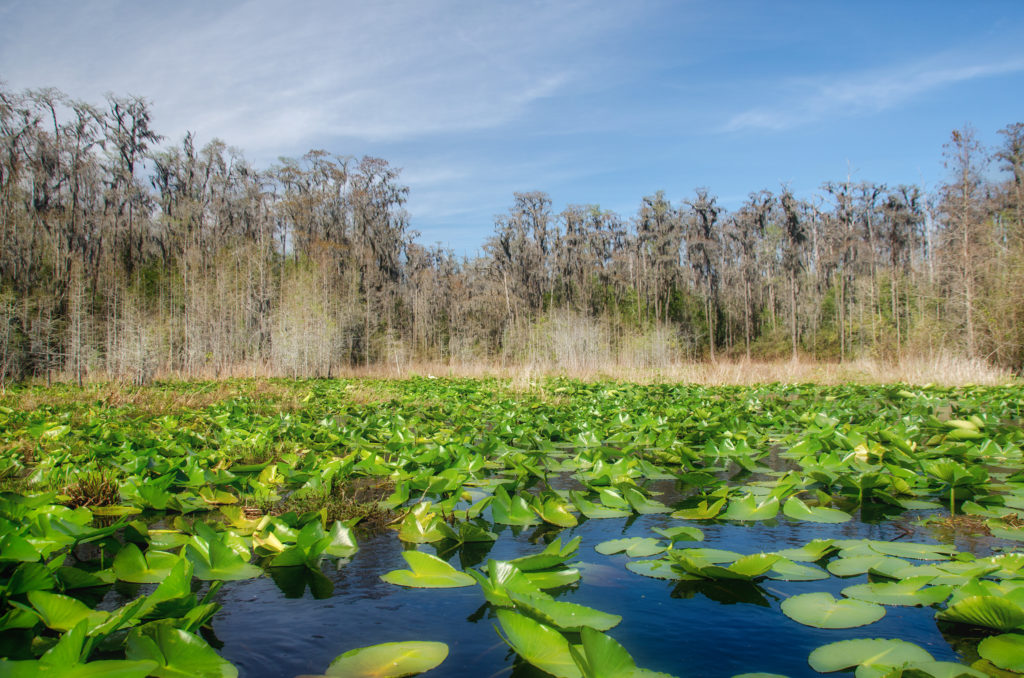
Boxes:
[200,488,989,678]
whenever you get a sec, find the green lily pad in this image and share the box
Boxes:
[855,661,985,678]
[783,497,851,524]
[569,491,632,519]
[773,539,837,562]
[808,638,933,673]
[868,541,957,561]
[126,621,238,678]
[650,526,704,543]
[842,576,952,607]
[380,550,475,588]
[937,595,1024,631]
[509,592,621,632]
[186,539,262,581]
[595,538,666,558]
[525,568,581,589]
[570,626,679,678]
[113,544,182,584]
[670,498,726,520]
[625,559,689,580]
[26,590,110,632]
[671,548,742,564]
[978,633,1024,673]
[768,559,829,582]
[496,609,582,678]
[302,640,449,678]
[780,592,885,629]
[509,537,581,571]
[397,502,449,544]
[534,495,579,527]
[720,495,779,521]
[826,555,908,578]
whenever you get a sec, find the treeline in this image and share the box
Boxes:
[1,84,1022,383]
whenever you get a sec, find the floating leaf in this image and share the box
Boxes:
[842,576,952,607]
[856,661,985,678]
[186,538,262,581]
[569,491,631,519]
[773,539,837,562]
[768,559,829,582]
[534,494,579,527]
[625,559,688,580]
[525,568,581,589]
[937,595,1024,631]
[783,497,851,523]
[397,502,449,544]
[113,544,182,584]
[469,560,550,607]
[25,590,110,633]
[978,633,1024,673]
[595,538,666,558]
[570,626,679,678]
[380,550,475,588]
[301,640,449,678]
[807,638,933,673]
[126,620,238,678]
[670,498,726,520]
[868,541,957,561]
[720,495,779,521]
[827,555,908,578]
[496,609,582,678]
[509,592,621,632]
[491,486,541,526]
[780,592,885,629]
[509,537,581,571]
[650,526,704,543]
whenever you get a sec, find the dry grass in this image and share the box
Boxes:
[2,355,1015,407]
[272,354,1016,387]
[0,378,310,414]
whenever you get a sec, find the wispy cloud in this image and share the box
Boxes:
[723,55,1024,132]
[0,0,621,155]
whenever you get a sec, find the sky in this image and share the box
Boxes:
[2,0,1023,255]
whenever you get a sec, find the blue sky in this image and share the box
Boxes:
[2,0,1023,255]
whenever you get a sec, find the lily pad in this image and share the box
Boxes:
[650,526,704,543]
[301,640,449,678]
[720,495,779,522]
[595,538,666,558]
[126,621,238,678]
[380,551,475,588]
[570,626,679,678]
[783,497,851,524]
[937,595,1024,631]
[773,539,837,562]
[496,609,582,678]
[113,544,182,584]
[625,559,688,580]
[509,592,621,632]
[826,555,908,578]
[978,633,1024,673]
[780,592,885,629]
[807,638,933,673]
[842,576,952,607]
[768,559,829,582]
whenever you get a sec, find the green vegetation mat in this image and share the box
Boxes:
[0,378,1023,677]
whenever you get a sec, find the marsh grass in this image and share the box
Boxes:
[269,476,397,528]
[61,470,120,507]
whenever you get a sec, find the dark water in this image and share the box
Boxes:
[201,488,990,678]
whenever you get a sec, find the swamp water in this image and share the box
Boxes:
[159,479,1004,677]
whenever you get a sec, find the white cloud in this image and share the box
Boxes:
[723,55,1024,132]
[0,0,623,155]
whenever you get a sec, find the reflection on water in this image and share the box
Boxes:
[200,494,994,678]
